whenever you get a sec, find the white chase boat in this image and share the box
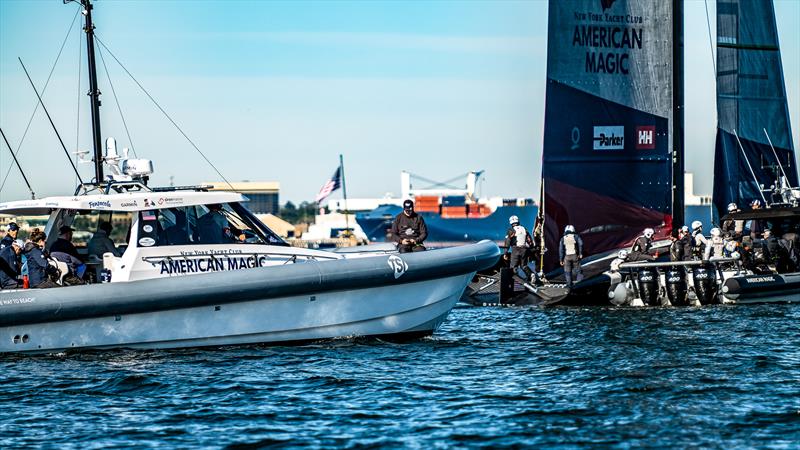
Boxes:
[0,0,500,353]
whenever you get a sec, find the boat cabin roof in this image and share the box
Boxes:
[0,190,246,215]
[722,206,800,221]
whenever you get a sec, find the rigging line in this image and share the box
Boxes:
[703,0,716,75]
[93,35,235,190]
[18,58,85,186]
[0,6,82,194]
[96,44,138,158]
[0,128,35,199]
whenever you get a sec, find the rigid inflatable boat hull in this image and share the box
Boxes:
[1,241,500,353]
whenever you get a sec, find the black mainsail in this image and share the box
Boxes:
[713,0,798,217]
[540,0,683,269]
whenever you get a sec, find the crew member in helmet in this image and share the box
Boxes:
[610,249,629,272]
[748,199,765,242]
[704,227,725,260]
[0,222,19,250]
[670,226,692,262]
[721,203,744,241]
[559,225,583,288]
[629,228,657,261]
[392,200,428,253]
[691,221,708,259]
[504,215,533,279]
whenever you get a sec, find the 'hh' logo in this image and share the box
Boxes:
[636,126,656,149]
[593,126,624,150]
[387,255,408,279]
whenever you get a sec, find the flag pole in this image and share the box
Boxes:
[339,154,350,236]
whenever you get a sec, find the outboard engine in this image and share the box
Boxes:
[636,268,660,306]
[665,268,688,306]
[692,265,718,305]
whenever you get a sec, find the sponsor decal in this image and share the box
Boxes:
[636,126,655,149]
[158,255,269,275]
[139,237,156,247]
[143,225,154,233]
[120,200,138,208]
[387,255,408,279]
[593,126,624,150]
[571,126,581,150]
[45,202,59,207]
[89,201,112,209]
[158,197,183,205]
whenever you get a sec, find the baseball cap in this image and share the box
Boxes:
[7,222,19,231]
[403,200,414,210]
[59,225,75,234]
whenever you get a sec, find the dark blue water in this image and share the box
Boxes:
[2,305,800,448]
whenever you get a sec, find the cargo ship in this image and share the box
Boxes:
[349,171,537,243]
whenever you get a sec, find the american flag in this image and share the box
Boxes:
[315,166,342,203]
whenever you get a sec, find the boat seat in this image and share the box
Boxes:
[49,260,70,285]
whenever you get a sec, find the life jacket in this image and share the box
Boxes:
[512,225,529,248]
[692,230,706,257]
[563,233,578,256]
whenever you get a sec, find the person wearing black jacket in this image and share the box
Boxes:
[0,222,19,250]
[392,200,427,253]
[23,229,59,288]
[0,239,22,288]
[670,226,692,261]
[49,225,81,260]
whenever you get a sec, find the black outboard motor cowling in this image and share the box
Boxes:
[665,268,688,306]
[692,265,718,305]
[636,268,660,306]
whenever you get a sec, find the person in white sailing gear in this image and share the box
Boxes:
[704,227,726,260]
[610,249,629,272]
[629,228,657,261]
[721,202,744,241]
[691,221,708,259]
[504,215,532,268]
[559,225,583,288]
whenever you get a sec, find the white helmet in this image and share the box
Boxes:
[509,215,519,225]
[710,227,721,237]
[691,220,703,231]
[618,249,629,259]
[564,225,575,233]
[751,199,762,208]
[643,228,655,238]
[727,202,738,212]
[680,225,689,233]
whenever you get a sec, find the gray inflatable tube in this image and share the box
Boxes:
[0,241,500,327]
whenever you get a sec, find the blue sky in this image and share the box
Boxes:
[0,0,798,204]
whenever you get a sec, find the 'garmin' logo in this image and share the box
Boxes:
[89,201,112,209]
[388,255,408,279]
[593,126,624,150]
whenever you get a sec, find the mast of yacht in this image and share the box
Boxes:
[672,0,685,228]
[77,0,104,184]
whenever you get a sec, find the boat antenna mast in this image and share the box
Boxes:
[67,0,104,185]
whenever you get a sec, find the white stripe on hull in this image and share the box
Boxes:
[2,273,472,353]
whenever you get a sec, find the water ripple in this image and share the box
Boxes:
[2,305,800,448]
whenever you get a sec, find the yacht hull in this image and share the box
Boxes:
[1,241,499,353]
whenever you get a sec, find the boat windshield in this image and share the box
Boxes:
[137,202,287,247]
